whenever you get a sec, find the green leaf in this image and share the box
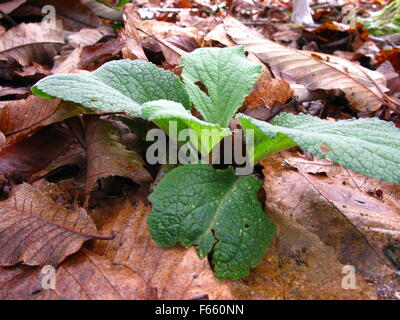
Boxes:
[180,46,262,127]
[142,100,231,155]
[147,164,275,279]
[237,113,400,184]
[32,59,190,117]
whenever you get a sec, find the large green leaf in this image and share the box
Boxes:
[32,59,190,117]
[237,113,400,184]
[147,164,275,279]
[180,46,262,127]
[142,100,231,155]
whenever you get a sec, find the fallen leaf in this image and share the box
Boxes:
[0,125,75,181]
[52,47,85,74]
[0,86,30,98]
[13,62,51,79]
[0,182,102,266]
[89,188,234,300]
[0,0,26,19]
[223,16,396,112]
[81,0,123,21]
[0,249,157,300]
[84,117,152,207]
[119,4,148,61]
[79,39,125,71]
[36,249,157,300]
[244,70,293,109]
[14,0,101,31]
[0,96,93,146]
[0,265,42,300]
[67,26,115,48]
[0,22,64,67]
[247,151,400,299]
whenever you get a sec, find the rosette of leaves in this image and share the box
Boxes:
[33,45,400,279]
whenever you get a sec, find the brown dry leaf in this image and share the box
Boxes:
[0,0,26,18]
[223,16,396,112]
[0,265,43,300]
[232,151,400,299]
[89,189,234,300]
[0,182,102,267]
[0,22,64,67]
[0,131,5,149]
[0,249,156,300]
[67,26,115,48]
[119,4,147,61]
[0,95,93,144]
[52,46,84,74]
[244,69,293,109]
[13,61,51,79]
[0,125,76,182]
[81,0,123,21]
[35,249,156,300]
[0,86,30,98]
[14,0,101,31]
[79,39,125,71]
[84,118,152,206]
[204,22,236,47]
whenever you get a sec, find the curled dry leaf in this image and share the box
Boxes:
[0,86,30,98]
[52,47,85,74]
[0,22,64,67]
[89,189,234,300]
[244,151,399,299]
[79,39,125,71]
[244,69,293,110]
[0,125,76,182]
[0,249,157,300]
[84,118,152,206]
[36,249,156,300]
[14,0,101,31]
[0,183,102,267]
[0,0,26,18]
[0,131,5,149]
[0,265,42,300]
[223,17,396,112]
[0,95,93,144]
[81,0,123,21]
[13,62,51,79]
[119,4,147,61]
[67,26,115,48]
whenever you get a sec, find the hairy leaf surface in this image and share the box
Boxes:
[180,46,262,127]
[142,100,231,155]
[32,59,190,116]
[147,164,275,279]
[237,113,400,183]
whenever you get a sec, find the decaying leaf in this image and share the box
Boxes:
[14,0,101,31]
[0,0,26,19]
[0,265,42,300]
[84,118,152,206]
[0,249,157,300]
[0,95,94,145]
[249,151,400,299]
[244,70,293,109]
[67,26,115,48]
[0,125,76,181]
[81,0,123,21]
[119,4,148,61]
[0,22,64,67]
[79,39,125,71]
[223,17,395,112]
[36,249,156,300]
[0,183,102,266]
[90,189,234,300]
